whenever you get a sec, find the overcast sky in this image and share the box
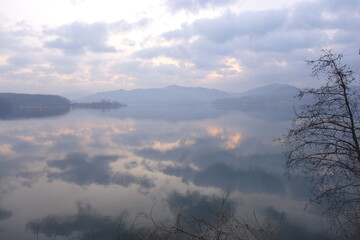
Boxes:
[0,0,359,94]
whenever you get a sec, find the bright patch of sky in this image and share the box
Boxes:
[0,0,359,94]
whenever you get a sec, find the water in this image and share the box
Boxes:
[0,105,333,239]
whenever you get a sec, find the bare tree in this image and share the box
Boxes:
[282,49,360,239]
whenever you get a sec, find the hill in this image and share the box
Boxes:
[75,85,233,105]
[236,83,299,97]
[0,93,71,107]
[213,83,301,120]
[0,93,71,120]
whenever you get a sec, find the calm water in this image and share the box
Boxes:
[0,105,333,239]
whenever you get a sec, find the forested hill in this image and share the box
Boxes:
[0,93,71,120]
[0,93,71,107]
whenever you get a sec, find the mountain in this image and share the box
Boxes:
[236,83,299,97]
[215,83,300,104]
[213,83,301,120]
[75,85,233,105]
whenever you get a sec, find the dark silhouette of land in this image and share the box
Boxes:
[0,93,71,120]
[0,93,128,120]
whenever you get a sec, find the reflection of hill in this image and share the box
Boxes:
[71,100,127,109]
[85,104,229,122]
[0,97,12,117]
[0,93,71,120]
[0,106,71,120]
[213,96,298,120]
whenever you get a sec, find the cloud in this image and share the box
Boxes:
[134,45,190,60]
[112,59,202,88]
[0,64,15,74]
[137,0,359,90]
[133,38,237,72]
[248,30,325,52]
[165,0,237,12]
[288,0,360,31]
[43,18,150,56]
[44,22,117,55]
[110,18,150,33]
[168,2,358,49]
[1,0,360,94]
[7,54,40,67]
[45,54,80,74]
[0,30,18,52]
[161,25,193,40]
[161,10,286,44]
[162,10,286,42]
[0,27,31,53]
[193,10,286,43]
[322,0,360,12]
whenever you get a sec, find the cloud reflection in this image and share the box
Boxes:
[47,152,155,189]
[164,163,285,194]
[0,209,12,221]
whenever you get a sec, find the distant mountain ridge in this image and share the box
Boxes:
[237,83,299,97]
[214,83,300,105]
[75,85,234,105]
[213,83,301,120]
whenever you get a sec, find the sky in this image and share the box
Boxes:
[0,0,359,95]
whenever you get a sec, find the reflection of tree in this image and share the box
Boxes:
[140,191,332,240]
[282,50,360,239]
[27,202,139,240]
[25,193,332,240]
[262,207,331,240]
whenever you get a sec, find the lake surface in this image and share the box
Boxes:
[0,105,333,239]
